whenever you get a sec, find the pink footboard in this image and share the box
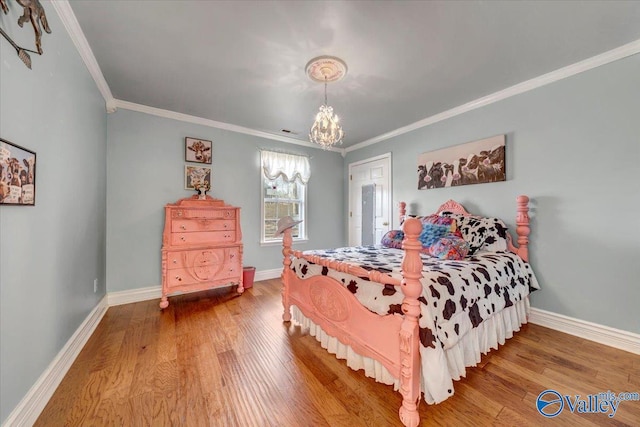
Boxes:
[281,218,424,427]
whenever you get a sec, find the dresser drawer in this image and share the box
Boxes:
[167,262,241,288]
[172,219,235,233]
[172,208,236,220]
[171,230,236,246]
[166,247,239,270]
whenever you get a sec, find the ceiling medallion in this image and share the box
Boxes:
[307,56,347,149]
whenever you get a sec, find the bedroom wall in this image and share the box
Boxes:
[0,2,107,423]
[106,109,344,293]
[345,53,640,334]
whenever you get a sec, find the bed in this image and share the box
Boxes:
[280,196,538,426]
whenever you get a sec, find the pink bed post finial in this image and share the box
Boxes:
[515,195,530,262]
[398,217,423,427]
[399,202,407,225]
[281,227,293,322]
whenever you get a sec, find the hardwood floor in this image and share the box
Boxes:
[36,279,639,426]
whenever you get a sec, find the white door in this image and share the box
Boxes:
[348,154,392,246]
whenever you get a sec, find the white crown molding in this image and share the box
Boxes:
[50,0,116,112]
[346,38,640,153]
[114,100,344,153]
[1,296,108,427]
[529,308,640,355]
[48,1,640,154]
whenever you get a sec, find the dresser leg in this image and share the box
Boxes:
[159,296,169,309]
[237,284,245,294]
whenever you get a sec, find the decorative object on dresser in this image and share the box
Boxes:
[417,134,505,190]
[0,138,36,205]
[184,165,212,192]
[160,195,243,309]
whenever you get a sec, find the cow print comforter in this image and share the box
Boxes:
[290,245,540,402]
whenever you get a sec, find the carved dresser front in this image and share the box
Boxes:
[160,196,243,308]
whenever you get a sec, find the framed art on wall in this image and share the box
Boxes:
[185,137,212,164]
[184,165,212,190]
[417,134,505,190]
[0,138,36,205]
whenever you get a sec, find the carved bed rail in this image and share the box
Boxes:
[290,250,402,286]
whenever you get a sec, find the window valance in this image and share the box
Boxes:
[261,150,310,184]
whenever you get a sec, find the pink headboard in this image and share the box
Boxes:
[397,196,531,262]
[434,199,471,216]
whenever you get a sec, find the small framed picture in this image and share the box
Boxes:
[185,165,212,190]
[1,138,36,206]
[185,137,212,164]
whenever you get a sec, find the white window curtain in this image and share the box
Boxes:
[261,151,310,184]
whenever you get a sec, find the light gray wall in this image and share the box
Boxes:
[106,110,344,292]
[0,2,107,422]
[346,53,640,334]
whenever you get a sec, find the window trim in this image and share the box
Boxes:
[260,152,308,244]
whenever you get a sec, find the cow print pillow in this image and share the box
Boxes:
[445,214,508,254]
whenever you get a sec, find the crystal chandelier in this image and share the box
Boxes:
[306,56,347,149]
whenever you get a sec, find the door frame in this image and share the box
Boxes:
[347,152,392,246]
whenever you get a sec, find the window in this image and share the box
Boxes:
[261,151,309,243]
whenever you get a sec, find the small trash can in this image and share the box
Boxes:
[242,266,256,289]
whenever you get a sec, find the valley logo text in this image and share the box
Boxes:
[536,389,639,418]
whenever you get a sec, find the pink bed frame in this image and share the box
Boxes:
[281,196,531,426]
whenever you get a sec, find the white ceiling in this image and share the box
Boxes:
[67,1,640,149]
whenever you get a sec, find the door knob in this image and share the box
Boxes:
[383,222,389,226]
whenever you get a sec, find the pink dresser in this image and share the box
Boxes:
[160,196,243,309]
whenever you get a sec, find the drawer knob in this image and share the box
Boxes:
[230,254,234,258]
[180,225,186,230]
[172,259,177,264]
[177,211,183,217]
[181,237,186,241]
[175,276,182,281]
[224,224,228,228]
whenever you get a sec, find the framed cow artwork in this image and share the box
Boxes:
[185,137,212,164]
[1,138,36,206]
[184,165,212,191]
[417,135,505,190]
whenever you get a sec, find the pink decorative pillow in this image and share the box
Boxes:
[428,235,470,260]
[380,230,404,249]
[418,215,457,250]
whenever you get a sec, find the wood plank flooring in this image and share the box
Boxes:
[36,279,640,426]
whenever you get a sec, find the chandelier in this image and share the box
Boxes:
[306,56,347,149]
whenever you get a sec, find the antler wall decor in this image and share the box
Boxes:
[0,0,51,69]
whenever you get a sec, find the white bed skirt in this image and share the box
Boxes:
[291,297,530,404]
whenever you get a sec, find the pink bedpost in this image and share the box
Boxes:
[398,218,423,427]
[515,195,530,262]
[506,195,531,262]
[399,201,407,225]
[282,228,293,322]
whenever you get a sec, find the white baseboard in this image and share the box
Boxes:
[2,296,108,427]
[254,268,281,282]
[529,308,640,355]
[106,268,282,307]
[108,285,161,306]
